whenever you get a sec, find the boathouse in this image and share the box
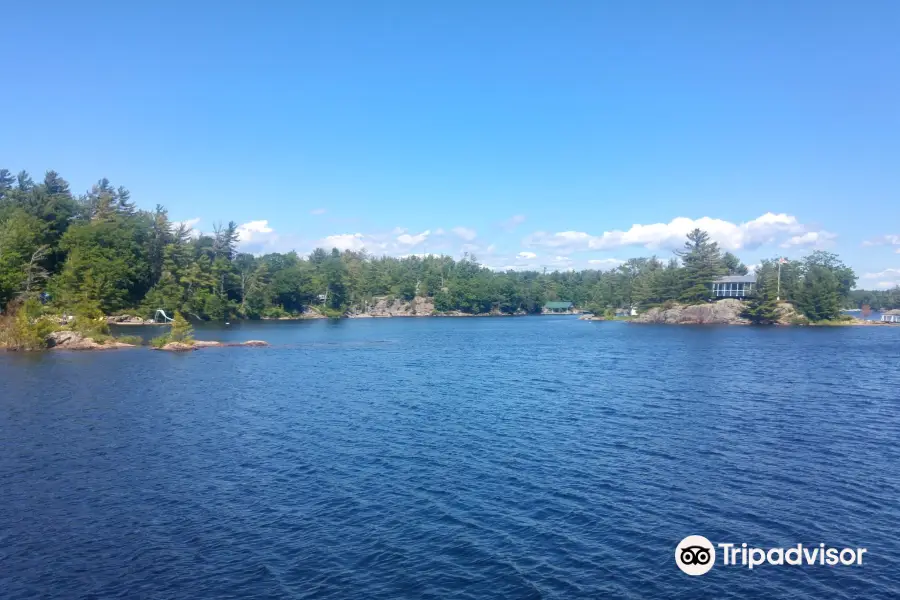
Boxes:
[544,301,574,313]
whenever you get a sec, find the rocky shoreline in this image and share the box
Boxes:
[46,331,137,350]
[344,296,529,318]
[41,330,270,352]
[99,299,900,328]
[623,299,892,326]
[155,340,270,352]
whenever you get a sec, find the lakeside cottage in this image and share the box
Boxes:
[543,301,575,314]
[711,274,756,298]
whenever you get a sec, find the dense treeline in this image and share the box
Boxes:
[847,288,900,312]
[0,167,885,323]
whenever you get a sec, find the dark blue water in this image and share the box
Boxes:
[2,318,899,599]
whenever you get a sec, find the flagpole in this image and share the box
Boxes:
[777,258,782,301]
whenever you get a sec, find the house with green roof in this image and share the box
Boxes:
[543,301,574,314]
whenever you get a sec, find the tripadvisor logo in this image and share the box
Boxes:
[675,536,868,575]
[676,535,716,576]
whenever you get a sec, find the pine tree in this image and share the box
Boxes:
[742,273,780,324]
[169,311,194,343]
[796,266,841,321]
[676,229,725,303]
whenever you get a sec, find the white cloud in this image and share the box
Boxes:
[517,251,537,259]
[173,217,201,230]
[523,213,829,254]
[862,268,900,289]
[523,230,593,251]
[588,258,625,269]
[780,231,837,248]
[322,233,367,252]
[501,214,527,231]
[236,220,273,240]
[863,234,900,249]
[235,220,280,252]
[396,229,430,246]
[312,227,448,256]
[451,226,477,241]
[310,208,327,215]
[434,228,446,235]
[172,217,202,238]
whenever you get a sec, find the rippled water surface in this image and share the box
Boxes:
[2,317,899,599]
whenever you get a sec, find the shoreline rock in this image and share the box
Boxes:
[260,309,327,320]
[191,340,223,348]
[632,299,750,325]
[346,297,532,318]
[154,340,271,352]
[158,342,196,352]
[629,299,807,325]
[46,331,136,351]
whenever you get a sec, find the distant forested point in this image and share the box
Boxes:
[1,167,892,323]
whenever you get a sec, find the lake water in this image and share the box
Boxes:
[2,317,899,599]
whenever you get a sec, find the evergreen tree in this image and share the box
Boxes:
[796,265,841,321]
[742,271,780,324]
[0,210,48,306]
[169,311,194,342]
[723,252,748,275]
[676,228,725,303]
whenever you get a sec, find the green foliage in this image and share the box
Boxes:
[319,306,345,319]
[675,228,726,304]
[150,334,170,349]
[114,335,143,345]
[261,305,290,319]
[148,311,194,347]
[0,209,48,306]
[0,165,862,325]
[71,316,110,340]
[0,299,59,351]
[847,286,900,311]
[723,252,748,276]
[170,311,194,343]
[796,265,841,322]
[741,275,780,325]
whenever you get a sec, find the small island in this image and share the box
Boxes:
[1,306,269,352]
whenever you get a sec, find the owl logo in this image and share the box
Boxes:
[676,536,716,575]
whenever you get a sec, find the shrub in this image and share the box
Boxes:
[169,311,194,343]
[151,311,195,348]
[262,305,289,319]
[115,335,143,345]
[0,299,60,351]
[150,334,170,349]
[72,316,110,339]
[320,307,344,319]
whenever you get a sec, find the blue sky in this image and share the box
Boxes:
[2,1,899,287]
